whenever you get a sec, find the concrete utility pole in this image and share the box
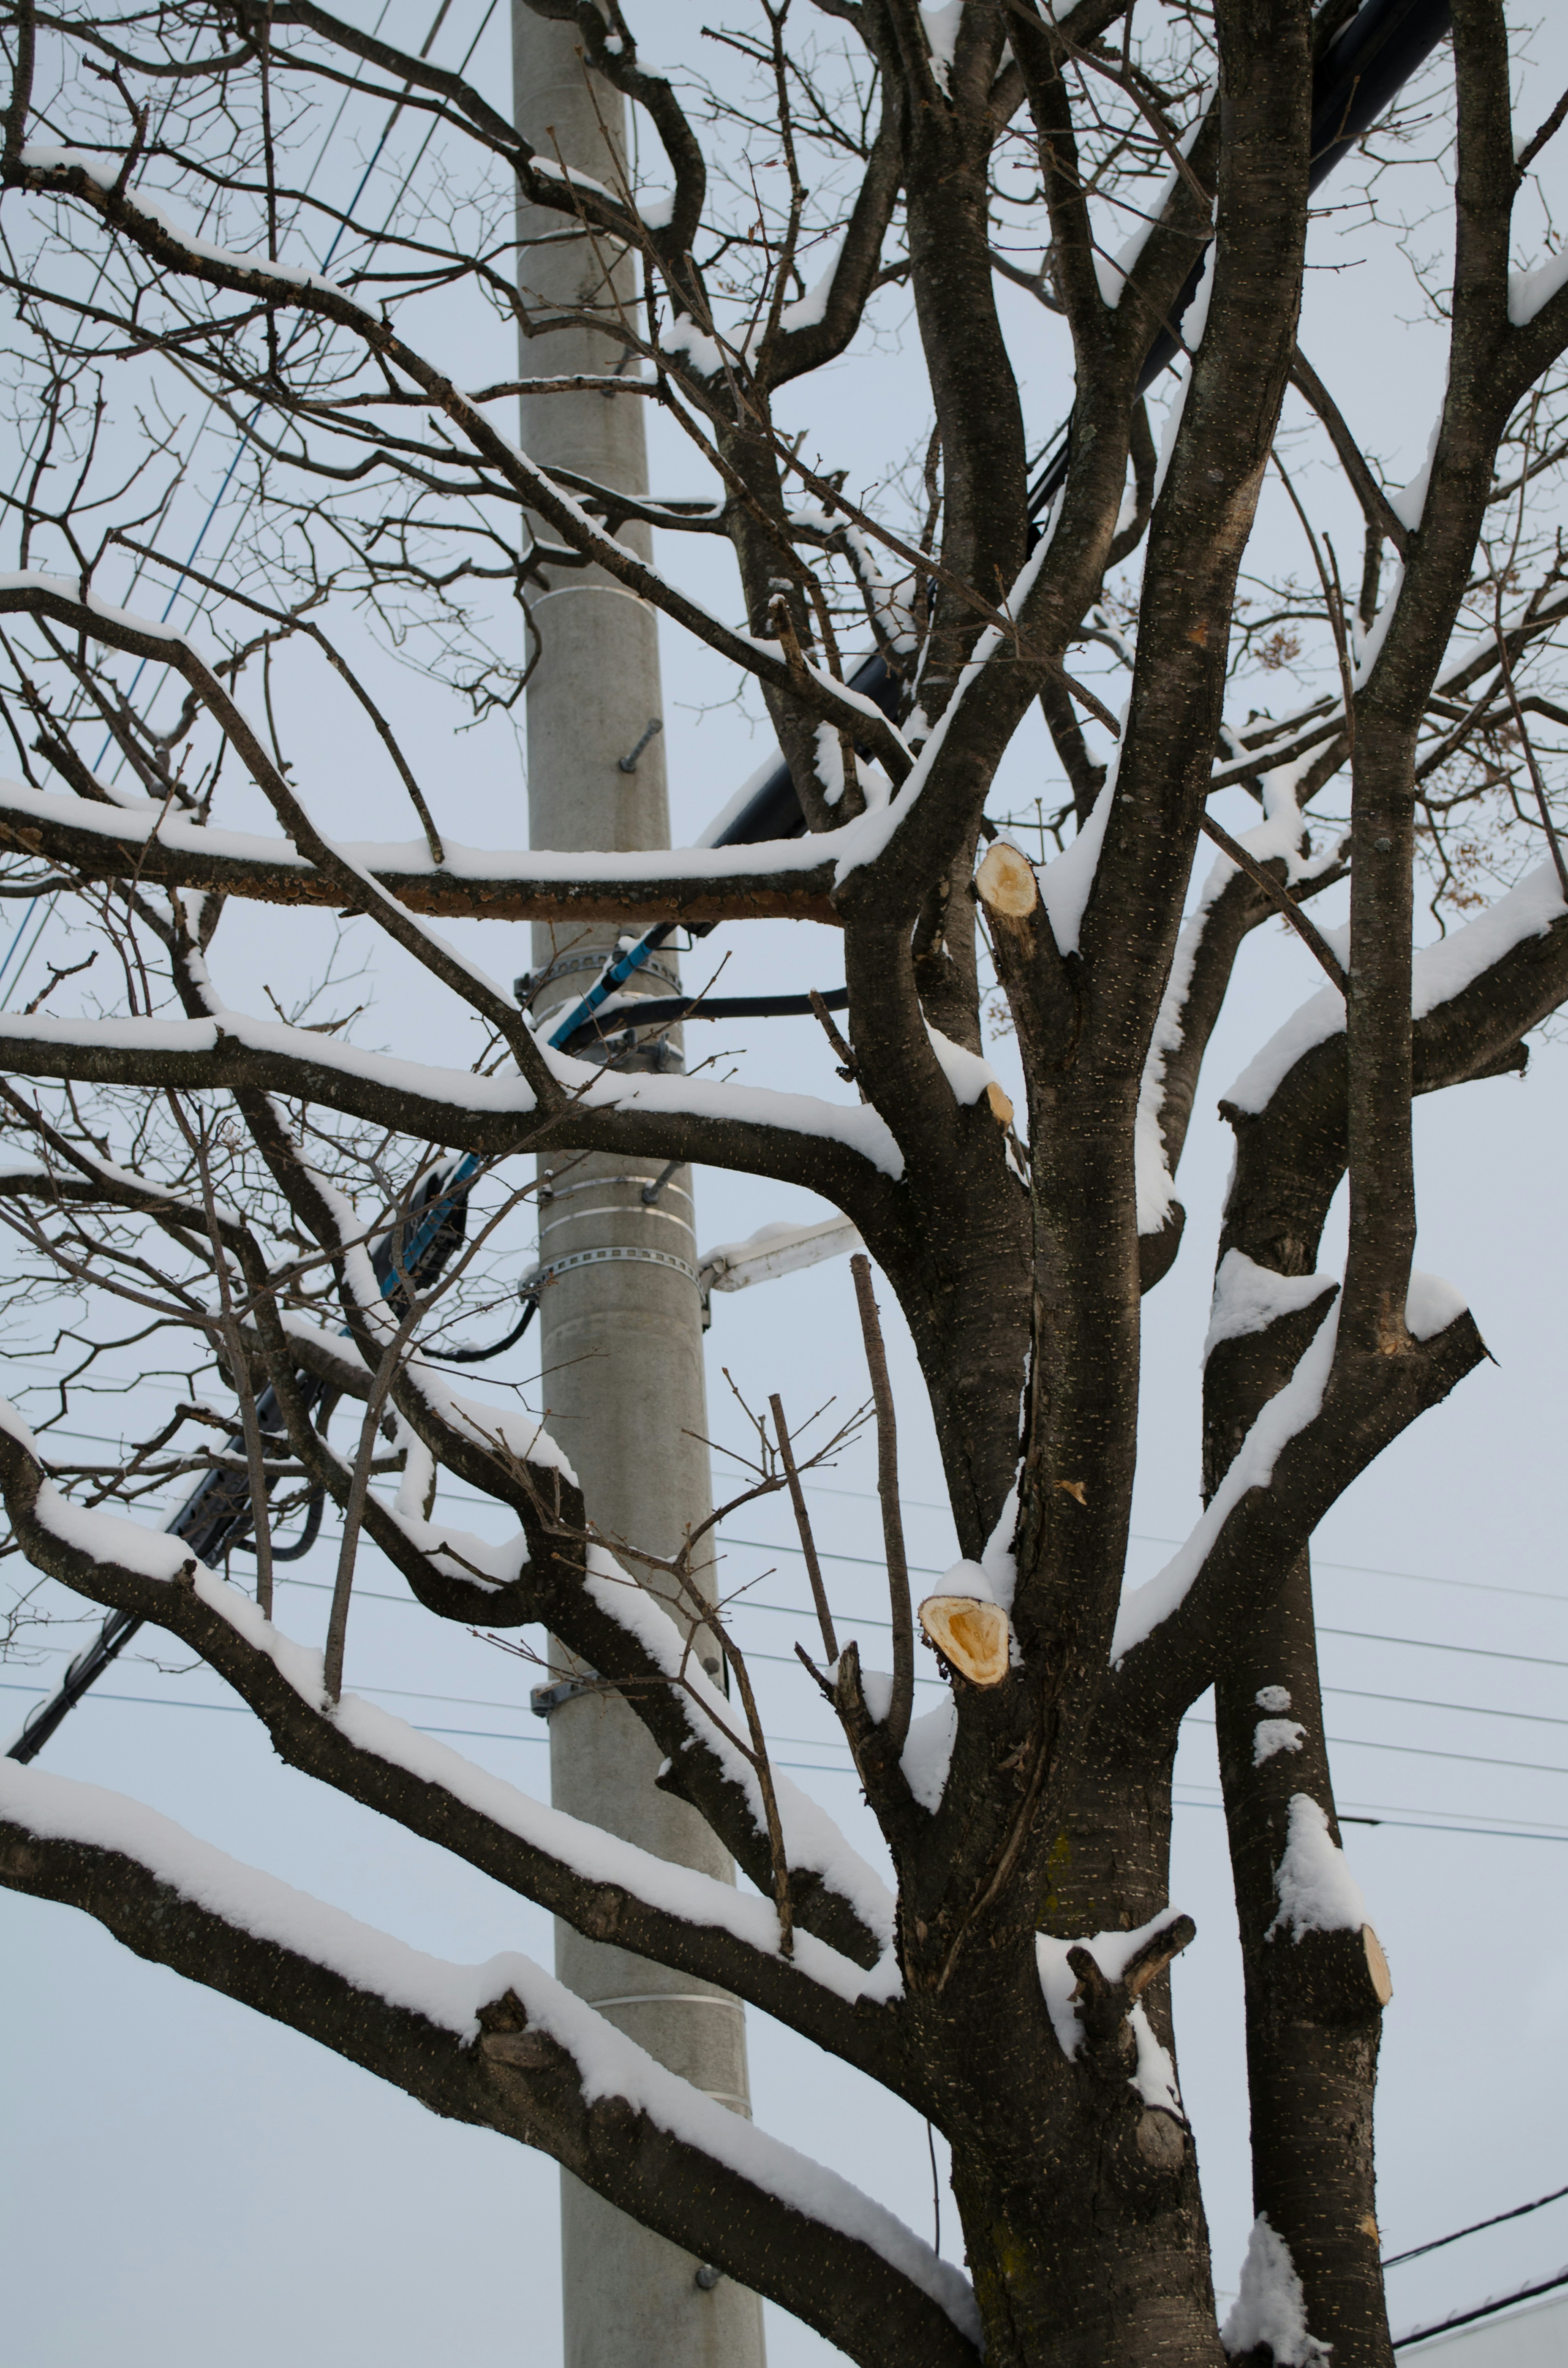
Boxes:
[511,14,767,2367]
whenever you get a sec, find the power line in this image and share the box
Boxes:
[1384,2181,1568,2269]
[1173,1793,1568,1846]
[1393,2264,1568,2349]
[1181,1712,1568,1784]
[800,1484,1568,1608]
[11,1647,1568,1845]
[2,0,498,1003]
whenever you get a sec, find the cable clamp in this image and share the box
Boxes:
[536,1245,698,1287]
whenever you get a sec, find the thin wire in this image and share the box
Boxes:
[716,1538,1568,1675]
[8,1674,1568,1844]
[1181,1712,1568,1784]
[1383,2181,1568,2269]
[799,1484,1568,1608]
[1392,2263,1568,2350]
[1172,1794,1568,1846]
[2,0,490,999]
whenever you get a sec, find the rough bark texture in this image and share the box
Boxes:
[1,4,1566,2364]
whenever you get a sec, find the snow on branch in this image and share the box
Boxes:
[0,1000,906,1184]
[0,1760,980,2367]
[0,773,844,923]
[1221,2216,1330,2367]
[1267,1795,1370,1943]
[1111,1296,1342,1663]
[1225,857,1568,1117]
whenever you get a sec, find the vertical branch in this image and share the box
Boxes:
[769,1392,837,1664]
[850,1254,912,1757]
[168,1093,276,1618]
[259,2,281,376]
[323,1306,416,1704]
[717,1628,794,1959]
[1493,620,1568,901]
[4,0,35,170]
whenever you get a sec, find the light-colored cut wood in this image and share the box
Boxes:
[976,841,1039,917]
[918,1595,1011,1686]
[1362,1925,1393,2005]
[985,1080,1015,1128]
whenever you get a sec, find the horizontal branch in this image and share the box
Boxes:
[0,1762,976,2368]
[0,775,842,924]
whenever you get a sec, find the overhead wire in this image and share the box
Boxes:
[1383,2179,1568,2270]
[1392,2263,1568,2349]
[0,0,498,1003]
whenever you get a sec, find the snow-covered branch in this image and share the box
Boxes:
[0,1760,978,2368]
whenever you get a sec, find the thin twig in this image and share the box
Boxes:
[809,988,858,1085]
[717,1629,793,1958]
[1199,815,1345,984]
[770,1392,837,1663]
[849,1254,913,1758]
[1492,623,1568,903]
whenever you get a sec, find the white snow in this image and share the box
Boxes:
[1223,977,1345,1115]
[900,1696,958,1813]
[925,1023,1003,1108]
[1404,1270,1468,1340]
[1226,855,1567,1115]
[1039,771,1116,958]
[0,771,851,895]
[1352,555,1405,688]
[1253,1718,1306,1766]
[579,1547,899,1962]
[661,313,726,377]
[1222,2216,1330,2365]
[1111,1301,1340,1663]
[1091,97,1214,308]
[1148,245,1216,500]
[1203,1251,1339,1365]
[1410,858,1566,1016]
[0,1760,977,2342]
[1268,1793,1369,1942]
[0,1396,199,1580]
[1135,756,1324,1234]
[1509,242,1568,327]
[829,533,1056,886]
[18,150,371,312]
[924,1487,1021,1622]
[1036,1909,1189,2061]
[920,1,964,93]
[0,991,907,1186]
[981,1487,1020,1614]
[1390,398,1446,533]
[1255,1684,1292,1713]
[1,1413,896,2005]
[780,241,845,334]
[1128,2005,1182,2114]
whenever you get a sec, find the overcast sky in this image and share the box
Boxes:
[4,7,1568,2362]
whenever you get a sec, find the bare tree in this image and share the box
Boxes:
[1,4,1567,2363]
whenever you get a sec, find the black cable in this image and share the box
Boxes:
[266,1487,326,1563]
[1384,2181,1568,2268]
[418,1291,539,1365]
[1393,2263,1568,2348]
